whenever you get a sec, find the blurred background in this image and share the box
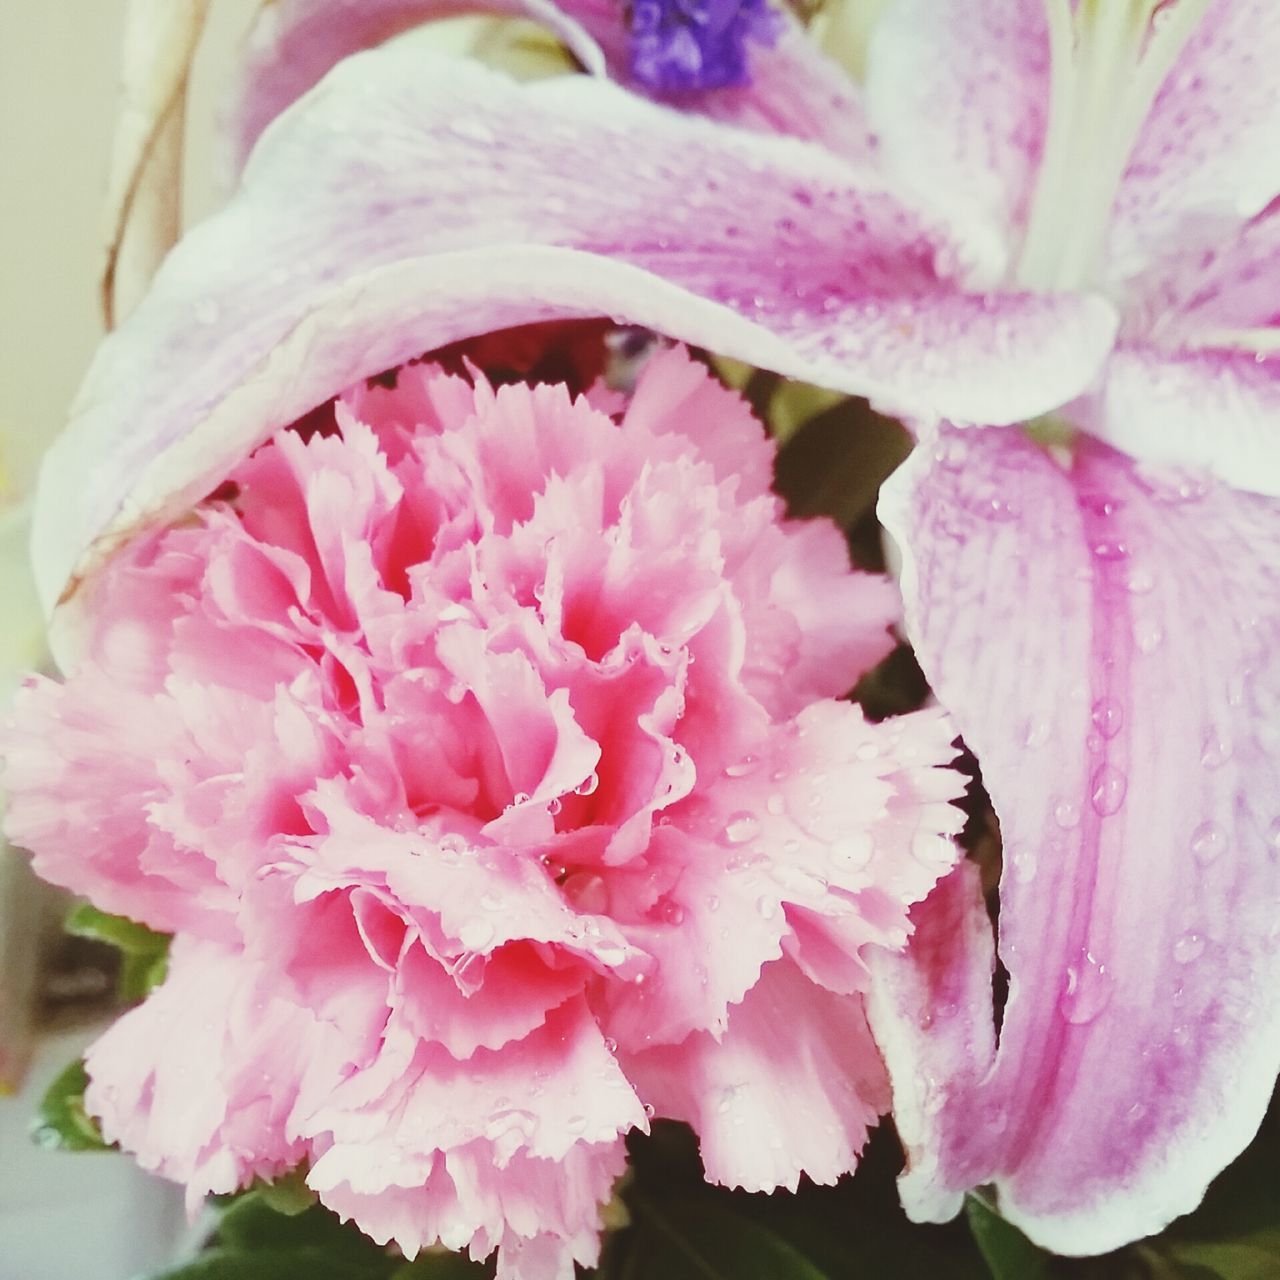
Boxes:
[0,4,256,1277]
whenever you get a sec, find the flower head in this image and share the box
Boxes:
[4,343,963,1276]
[626,0,783,92]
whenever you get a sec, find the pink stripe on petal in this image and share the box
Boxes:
[878,425,1280,1252]
[35,47,1114,627]
[865,861,998,1224]
[1111,0,1280,277]
[865,0,1051,274]
[1097,347,1280,498]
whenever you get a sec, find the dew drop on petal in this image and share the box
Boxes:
[1090,538,1129,562]
[1189,821,1226,864]
[724,755,760,778]
[1091,699,1123,740]
[1090,765,1128,816]
[723,811,761,845]
[659,899,685,925]
[1200,732,1232,769]
[830,831,874,869]
[1060,950,1113,1024]
[1133,617,1165,654]
[1173,931,1206,964]
[1053,798,1081,829]
[458,919,495,951]
[575,771,600,797]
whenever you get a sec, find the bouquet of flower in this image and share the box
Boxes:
[3,2,1278,1278]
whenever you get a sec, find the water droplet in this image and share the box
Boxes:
[1173,931,1206,964]
[725,755,760,778]
[1053,798,1081,829]
[1060,950,1113,1024]
[548,797,563,816]
[1189,821,1226,864]
[855,740,879,762]
[603,1037,618,1054]
[1091,699,1123,740]
[643,1102,656,1119]
[1267,818,1280,853]
[723,812,761,845]
[706,894,721,912]
[575,771,600,796]
[1133,618,1165,654]
[1022,717,1052,749]
[659,899,685,925]
[830,831,874,869]
[1126,566,1155,596]
[756,896,779,921]
[934,437,968,471]
[438,833,469,857]
[511,791,531,808]
[765,794,784,816]
[1200,732,1232,769]
[1090,538,1129,562]
[1011,850,1038,883]
[458,919,495,951]
[566,1114,587,1135]
[1090,765,1128,816]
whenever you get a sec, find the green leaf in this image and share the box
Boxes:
[257,1167,319,1217]
[389,1250,493,1279]
[966,1195,1054,1280]
[148,1248,379,1280]
[625,1192,828,1280]
[65,902,171,1001]
[1162,1233,1280,1280]
[64,903,168,955]
[217,1193,378,1262]
[29,1058,112,1152]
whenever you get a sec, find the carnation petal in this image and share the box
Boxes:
[84,937,317,1203]
[626,959,890,1192]
[878,424,1280,1252]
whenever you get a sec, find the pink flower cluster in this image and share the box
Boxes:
[4,345,963,1277]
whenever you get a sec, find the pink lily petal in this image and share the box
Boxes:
[865,862,998,1224]
[226,0,873,176]
[228,0,610,174]
[864,0,1050,276]
[1096,346,1280,497]
[626,959,890,1193]
[35,45,1115,628]
[1110,0,1280,277]
[877,424,1280,1253]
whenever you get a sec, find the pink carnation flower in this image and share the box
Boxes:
[4,345,963,1278]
